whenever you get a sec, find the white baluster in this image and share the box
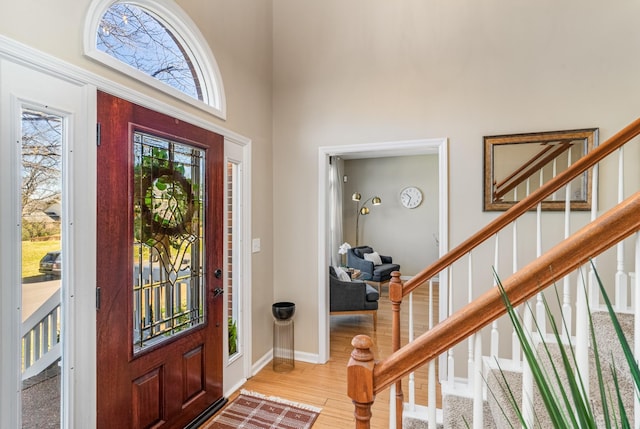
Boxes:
[134,289,141,339]
[536,190,546,337]
[154,286,161,331]
[615,248,628,311]
[24,332,32,369]
[575,265,590,404]
[472,333,483,429]
[428,280,437,429]
[512,195,521,364]
[176,282,183,313]
[165,283,172,319]
[589,163,599,307]
[634,233,640,429]
[447,268,455,385]
[389,384,396,429]
[51,309,58,349]
[144,288,151,333]
[631,272,637,312]
[562,151,573,341]
[616,147,627,310]
[43,317,50,354]
[468,253,474,387]
[552,157,558,200]
[491,233,499,358]
[408,291,415,411]
[523,178,535,429]
[35,324,42,363]
[521,301,534,428]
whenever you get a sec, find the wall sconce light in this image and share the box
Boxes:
[352,192,382,246]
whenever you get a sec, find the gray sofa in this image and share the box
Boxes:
[329,266,379,330]
[346,246,400,291]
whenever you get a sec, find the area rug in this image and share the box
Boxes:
[204,390,321,428]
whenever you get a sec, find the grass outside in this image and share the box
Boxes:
[22,239,60,279]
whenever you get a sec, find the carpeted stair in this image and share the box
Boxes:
[439,310,636,428]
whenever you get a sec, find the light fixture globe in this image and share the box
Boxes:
[360,206,370,215]
[352,192,361,202]
[372,196,382,205]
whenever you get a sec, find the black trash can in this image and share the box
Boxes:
[272,302,295,372]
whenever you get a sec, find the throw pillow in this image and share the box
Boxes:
[364,251,382,266]
[334,266,351,282]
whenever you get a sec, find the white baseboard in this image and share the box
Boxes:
[295,350,321,364]
[251,350,273,376]
[251,348,322,377]
[224,378,247,398]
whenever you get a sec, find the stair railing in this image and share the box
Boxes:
[347,116,640,429]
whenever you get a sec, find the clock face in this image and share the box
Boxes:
[400,186,423,209]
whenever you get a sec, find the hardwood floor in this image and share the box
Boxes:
[202,283,440,428]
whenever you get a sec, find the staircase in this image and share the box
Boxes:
[346,117,640,428]
[442,310,637,428]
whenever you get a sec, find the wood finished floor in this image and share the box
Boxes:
[202,283,440,428]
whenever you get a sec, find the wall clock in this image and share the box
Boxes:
[400,186,423,209]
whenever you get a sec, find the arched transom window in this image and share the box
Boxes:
[85,0,226,119]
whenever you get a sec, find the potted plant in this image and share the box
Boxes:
[228,317,238,355]
[490,263,640,428]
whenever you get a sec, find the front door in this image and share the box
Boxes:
[96,91,225,428]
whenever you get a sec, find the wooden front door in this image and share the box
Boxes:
[96,91,225,428]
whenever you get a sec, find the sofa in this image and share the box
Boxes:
[346,245,400,293]
[329,266,379,330]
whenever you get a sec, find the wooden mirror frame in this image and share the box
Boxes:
[483,128,598,211]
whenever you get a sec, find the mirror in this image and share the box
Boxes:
[484,128,598,211]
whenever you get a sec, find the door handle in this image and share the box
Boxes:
[214,269,222,279]
[213,287,224,297]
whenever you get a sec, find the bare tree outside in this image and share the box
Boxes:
[97,3,202,100]
[21,108,62,240]
[21,109,62,215]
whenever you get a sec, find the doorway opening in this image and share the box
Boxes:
[318,138,449,363]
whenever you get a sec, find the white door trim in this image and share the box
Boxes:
[317,139,449,363]
[223,136,253,396]
[0,58,96,429]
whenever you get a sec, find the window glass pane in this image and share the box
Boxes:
[97,3,202,100]
[20,107,63,427]
[226,161,239,358]
[132,131,206,352]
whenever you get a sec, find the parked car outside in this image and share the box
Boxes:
[39,251,61,278]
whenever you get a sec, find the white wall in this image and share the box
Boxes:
[344,155,439,276]
[273,0,640,355]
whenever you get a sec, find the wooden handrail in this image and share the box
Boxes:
[372,191,640,394]
[403,117,640,297]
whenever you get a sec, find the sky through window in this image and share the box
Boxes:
[97,3,202,100]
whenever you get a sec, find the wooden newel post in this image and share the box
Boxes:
[347,335,375,429]
[389,271,404,429]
